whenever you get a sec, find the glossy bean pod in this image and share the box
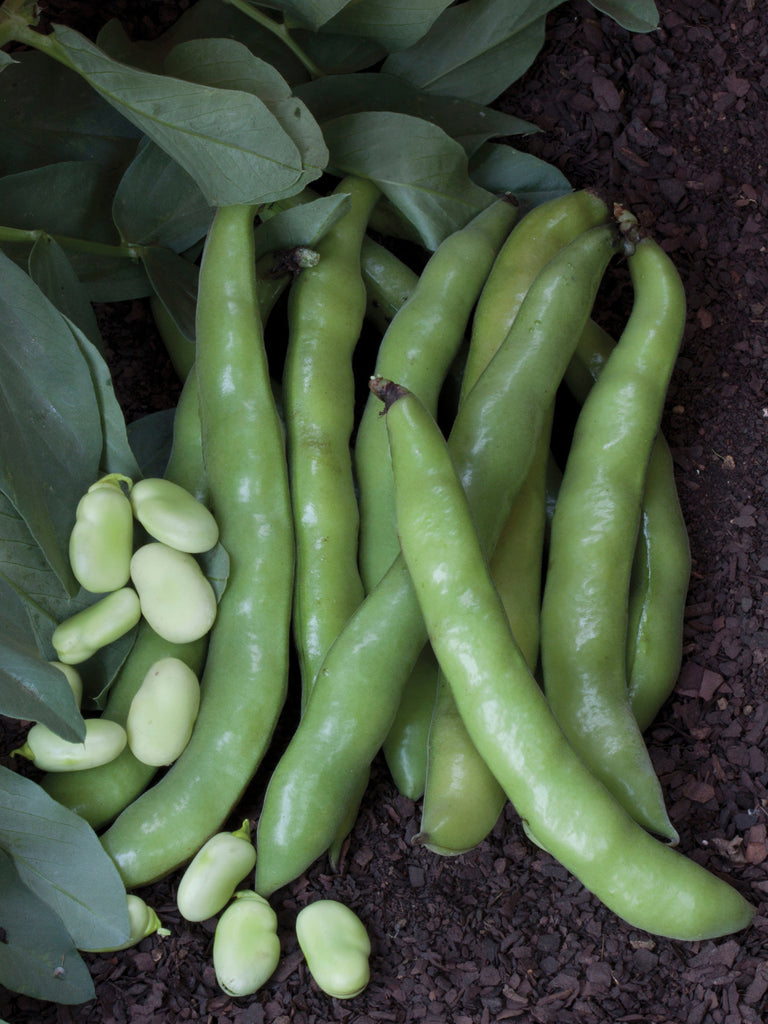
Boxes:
[282,175,380,707]
[377,380,755,941]
[255,221,621,897]
[540,230,687,841]
[566,319,691,731]
[100,204,294,889]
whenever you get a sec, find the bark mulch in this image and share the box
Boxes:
[1,1,766,1022]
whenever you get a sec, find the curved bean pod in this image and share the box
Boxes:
[254,222,621,897]
[566,319,691,732]
[283,175,380,706]
[101,204,294,889]
[377,380,754,941]
[540,230,686,842]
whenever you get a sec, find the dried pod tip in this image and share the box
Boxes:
[369,376,409,414]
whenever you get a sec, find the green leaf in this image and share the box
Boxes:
[96,0,310,84]
[27,235,104,353]
[143,246,199,350]
[254,192,351,260]
[0,251,102,596]
[0,849,95,1005]
[163,37,328,192]
[127,409,176,480]
[590,0,659,32]
[251,0,352,31]
[469,142,571,210]
[0,50,139,177]
[322,0,453,51]
[0,578,84,742]
[291,24,386,74]
[322,111,493,249]
[0,160,122,244]
[65,317,142,482]
[46,23,307,206]
[112,139,213,251]
[0,767,130,950]
[296,72,536,155]
[383,0,556,104]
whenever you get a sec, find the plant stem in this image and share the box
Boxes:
[0,226,144,260]
[223,0,324,79]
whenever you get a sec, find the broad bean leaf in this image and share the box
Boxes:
[143,246,199,354]
[47,23,307,206]
[296,72,536,155]
[27,235,103,353]
[65,317,142,482]
[163,38,328,192]
[0,160,121,244]
[291,24,386,74]
[96,0,309,84]
[383,0,555,105]
[0,50,138,177]
[322,111,493,249]
[0,577,84,742]
[251,0,353,31]
[322,0,453,51]
[0,490,138,699]
[591,0,658,32]
[253,191,351,261]
[126,408,176,481]
[0,767,130,951]
[113,139,213,252]
[0,251,102,596]
[0,849,95,1004]
[469,142,571,211]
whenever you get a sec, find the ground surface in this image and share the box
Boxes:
[1,1,767,1022]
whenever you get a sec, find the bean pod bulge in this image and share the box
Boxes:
[130,541,217,644]
[126,656,200,766]
[296,900,370,999]
[130,478,219,553]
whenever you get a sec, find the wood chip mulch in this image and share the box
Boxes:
[1,0,766,1021]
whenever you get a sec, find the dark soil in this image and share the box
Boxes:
[2,1,767,1022]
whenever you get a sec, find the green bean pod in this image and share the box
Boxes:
[40,371,209,828]
[360,235,420,334]
[355,196,519,799]
[283,175,380,706]
[377,380,754,941]
[414,194,610,852]
[626,435,691,730]
[417,403,553,854]
[254,222,621,897]
[540,231,687,842]
[100,204,294,889]
[566,319,691,732]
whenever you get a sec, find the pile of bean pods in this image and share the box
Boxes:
[34,183,755,973]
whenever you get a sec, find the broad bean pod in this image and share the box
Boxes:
[540,229,686,842]
[101,203,294,889]
[565,319,691,732]
[416,192,609,850]
[355,196,519,799]
[376,380,754,941]
[282,175,380,706]
[255,221,621,897]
